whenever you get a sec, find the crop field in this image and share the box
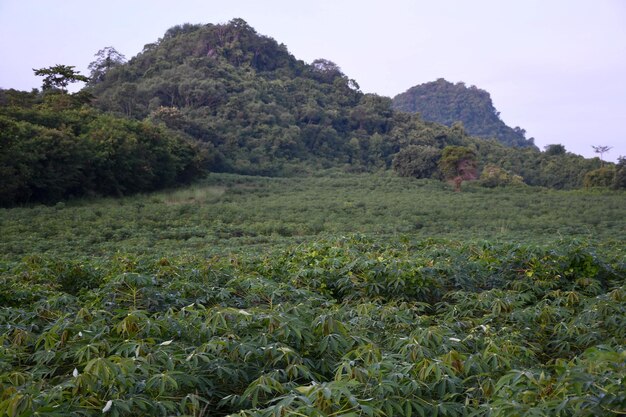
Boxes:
[1,173,625,260]
[1,173,625,416]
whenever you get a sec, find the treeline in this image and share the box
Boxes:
[465,138,624,189]
[0,90,212,206]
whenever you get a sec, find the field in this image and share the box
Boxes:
[1,173,625,416]
[2,172,625,260]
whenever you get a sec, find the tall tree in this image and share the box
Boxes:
[544,144,566,156]
[309,58,343,83]
[438,146,478,191]
[592,145,612,167]
[33,65,88,91]
[87,47,126,85]
[392,145,441,178]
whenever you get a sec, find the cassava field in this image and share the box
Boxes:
[1,173,625,416]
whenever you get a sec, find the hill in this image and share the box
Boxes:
[88,19,395,174]
[1,19,615,206]
[392,78,536,148]
[89,20,528,176]
[86,20,603,186]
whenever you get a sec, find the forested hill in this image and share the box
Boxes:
[392,79,536,149]
[86,19,482,175]
[1,19,616,206]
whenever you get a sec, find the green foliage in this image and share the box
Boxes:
[5,21,609,194]
[392,78,536,148]
[1,172,625,415]
[87,46,126,86]
[480,164,524,188]
[583,166,616,188]
[20,20,596,189]
[392,145,441,178]
[86,20,548,180]
[544,143,567,156]
[86,19,380,173]
[592,145,613,167]
[0,89,40,108]
[0,105,210,206]
[0,236,624,416]
[468,138,601,189]
[438,146,478,190]
[1,18,625,417]
[612,157,626,189]
[1,173,624,260]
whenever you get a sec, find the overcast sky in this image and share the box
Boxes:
[1,0,624,161]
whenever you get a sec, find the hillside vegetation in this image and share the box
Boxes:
[83,20,606,187]
[1,19,619,207]
[87,20,462,175]
[392,78,535,148]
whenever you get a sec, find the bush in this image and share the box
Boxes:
[480,164,524,188]
[583,166,615,188]
[392,145,441,178]
[613,157,626,189]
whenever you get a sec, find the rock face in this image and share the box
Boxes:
[392,78,537,149]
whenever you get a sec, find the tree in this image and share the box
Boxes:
[33,65,88,91]
[544,144,566,156]
[87,47,126,85]
[613,156,626,189]
[592,145,612,167]
[392,145,441,178]
[480,164,524,187]
[309,59,343,83]
[438,146,478,191]
[583,167,615,188]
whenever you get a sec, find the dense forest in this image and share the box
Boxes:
[0,19,622,206]
[0,89,210,206]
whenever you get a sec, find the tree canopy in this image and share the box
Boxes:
[392,145,441,178]
[0,94,211,206]
[87,46,126,85]
[33,65,89,91]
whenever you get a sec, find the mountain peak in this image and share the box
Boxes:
[392,79,536,149]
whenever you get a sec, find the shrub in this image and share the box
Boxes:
[583,166,615,188]
[480,164,524,187]
[392,145,441,178]
[613,157,626,189]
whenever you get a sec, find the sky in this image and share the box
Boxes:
[1,0,624,161]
